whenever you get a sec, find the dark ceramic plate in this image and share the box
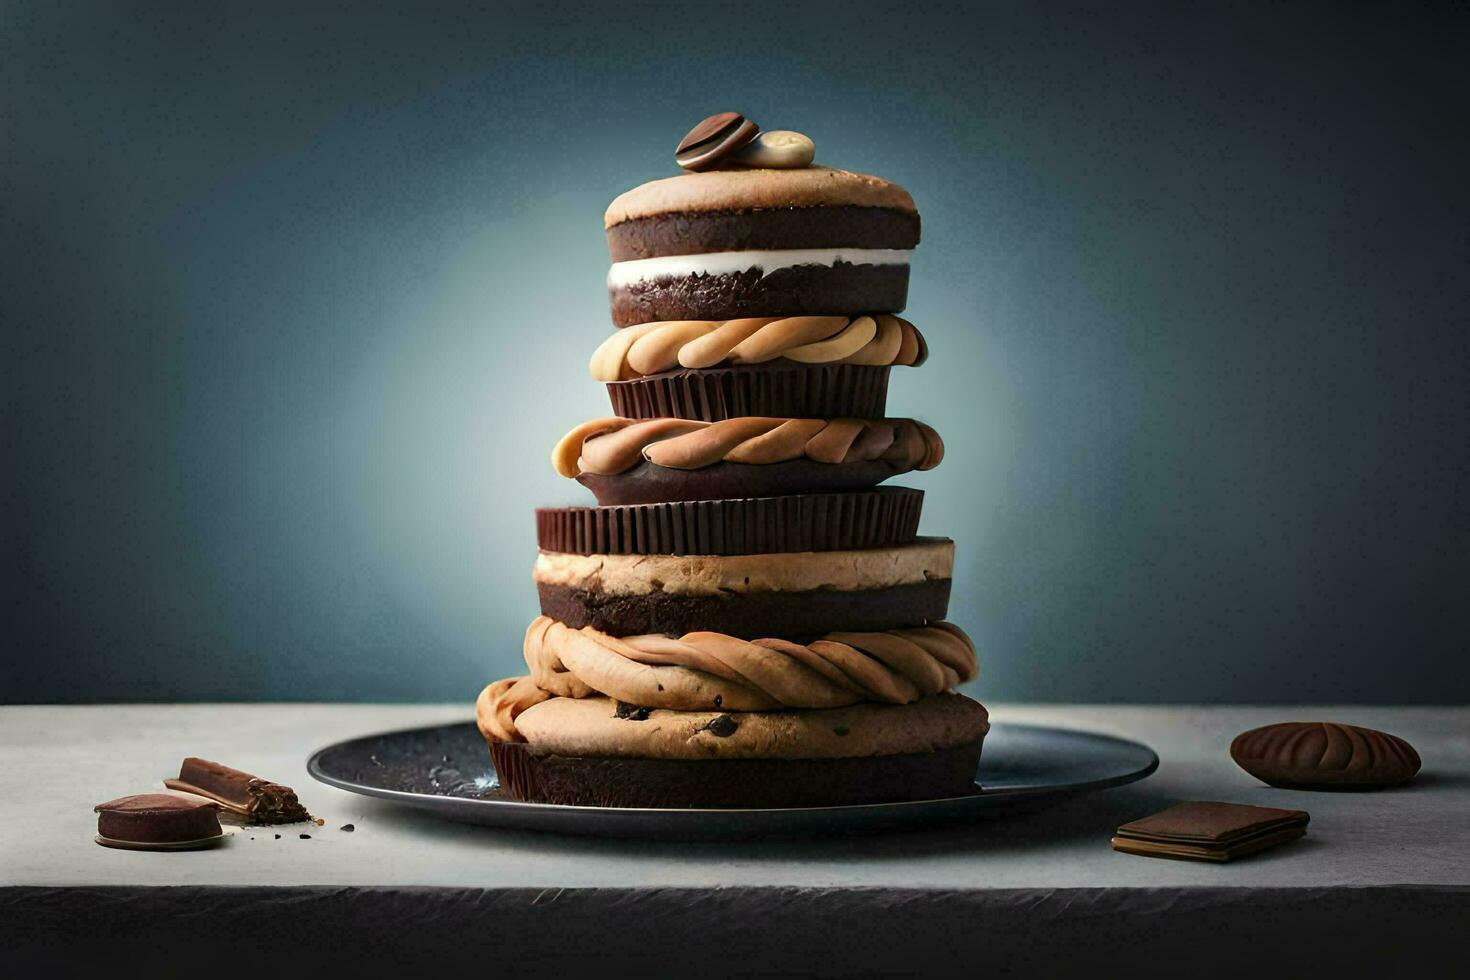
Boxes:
[307,721,1158,839]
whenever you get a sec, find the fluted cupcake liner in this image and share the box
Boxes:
[605,363,892,422]
[535,488,923,556]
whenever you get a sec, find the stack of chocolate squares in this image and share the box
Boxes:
[476,113,990,808]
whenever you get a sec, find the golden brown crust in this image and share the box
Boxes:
[605,167,917,228]
[514,692,988,760]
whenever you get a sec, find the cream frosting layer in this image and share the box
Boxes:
[605,167,918,228]
[607,248,912,289]
[502,693,989,759]
[476,676,555,744]
[521,616,977,713]
[551,416,944,478]
[590,314,927,380]
[532,538,954,597]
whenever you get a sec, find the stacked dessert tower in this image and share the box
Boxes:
[476,113,990,808]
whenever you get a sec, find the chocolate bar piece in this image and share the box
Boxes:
[165,757,312,825]
[1112,801,1309,863]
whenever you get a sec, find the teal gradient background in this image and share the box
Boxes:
[4,2,1467,703]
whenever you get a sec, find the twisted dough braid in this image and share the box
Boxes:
[551,416,944,478]
[476,617,979,743]
[590,314,927,381]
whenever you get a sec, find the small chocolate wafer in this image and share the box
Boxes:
[1112,801,1309,863]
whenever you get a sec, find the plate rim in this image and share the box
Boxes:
[306,719,1159,819]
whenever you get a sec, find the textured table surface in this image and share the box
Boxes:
[4,704,1467,974]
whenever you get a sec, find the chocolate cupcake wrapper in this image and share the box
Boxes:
[489,740,985,808]
[536,488,923,556]
[606,363,891,421]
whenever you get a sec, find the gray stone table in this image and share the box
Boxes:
[3,705,1466,976]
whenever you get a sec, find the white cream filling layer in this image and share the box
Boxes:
[607,248,913,288]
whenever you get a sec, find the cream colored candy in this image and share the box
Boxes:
[730,130,817,169]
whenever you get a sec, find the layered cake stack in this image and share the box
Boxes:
[476,113,990,808]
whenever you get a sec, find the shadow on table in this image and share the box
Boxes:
[349,779,1184,861]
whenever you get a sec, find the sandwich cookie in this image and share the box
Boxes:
[605,167,920,326]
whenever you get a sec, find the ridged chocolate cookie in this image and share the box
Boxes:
[536,488,924,556]
[1230,722,1421,789]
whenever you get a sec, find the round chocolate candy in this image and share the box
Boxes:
[94,793,224,850]
[675,111,759,171]
[1230,722,1421,790]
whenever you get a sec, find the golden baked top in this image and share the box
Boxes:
[605,167,917,228]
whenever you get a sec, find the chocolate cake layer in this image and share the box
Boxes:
[577,458,911,506]
[609,262,909,327]
[606,206,921,261]
[536,578,952,640]
[606,363,891,421]
[490,739,983,808]
[536,488,923,556]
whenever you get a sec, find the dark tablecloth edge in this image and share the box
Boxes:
[4,884,1465,977]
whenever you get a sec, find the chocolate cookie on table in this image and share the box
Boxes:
[476,616,987,807]
[534,537,955,639]
[552,415,944,505]
[593,313,927,420]
[94,794,224,851]
[605,117,920,326]
[1231,721,1421,789]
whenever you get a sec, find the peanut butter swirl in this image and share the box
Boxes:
[477,616,979,742]
[551,416,944,478]
[589,314,928,381]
